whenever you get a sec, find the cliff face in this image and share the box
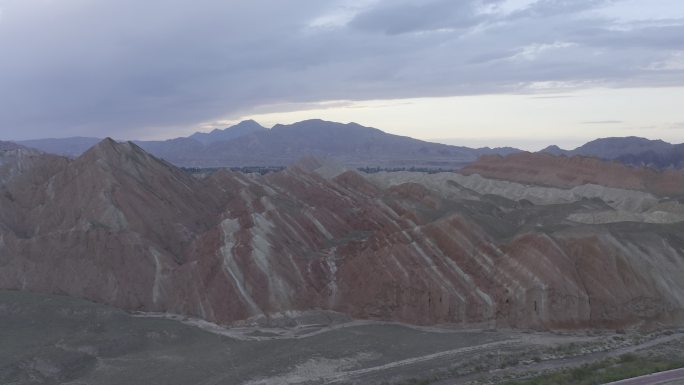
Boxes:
[1,140,683,329]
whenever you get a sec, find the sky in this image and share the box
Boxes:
[1,0,683,149]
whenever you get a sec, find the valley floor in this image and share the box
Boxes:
[0,290,682,385]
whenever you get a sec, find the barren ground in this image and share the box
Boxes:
[0,290,682,385]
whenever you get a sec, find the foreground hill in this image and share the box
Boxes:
[0,140,35,167]
[1,141,683,330]
[0,140,25,151]
[17,119,519,168]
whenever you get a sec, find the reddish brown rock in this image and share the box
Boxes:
[1,140,683,330]
[462,152,684,196]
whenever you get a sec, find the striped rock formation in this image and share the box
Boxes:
[1,140,683,329]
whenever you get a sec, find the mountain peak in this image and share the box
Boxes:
[569,136,673,160]
[288,155,347,179]
[290,155,325,171]
[190,120,266,145]
[80,138,155,166]
[271,119,381,133]
[97,137,117,146]
[235,119,262,127]
[90,137,130,154]
[71,138,200,192]
[540,145,566,156]
[576,136,671,149]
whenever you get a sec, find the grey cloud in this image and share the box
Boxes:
[507,0,616,18]
[348,0,497,35]
[467,49,519,64]
[575,24,684,49]
[0,0,683,139]
[530,95,577,99]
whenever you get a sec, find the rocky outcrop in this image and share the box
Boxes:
[1,141,683,330]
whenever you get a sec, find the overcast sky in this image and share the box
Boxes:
[1,0,683,149]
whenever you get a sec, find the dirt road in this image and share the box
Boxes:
[605,368,684,385]
[430,332,684,385]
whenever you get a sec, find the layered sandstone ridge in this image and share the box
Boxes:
[368,171,684,224]
[462,152,684,197]
[1,141,683,330]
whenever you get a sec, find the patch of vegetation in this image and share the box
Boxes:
[500,355,684,385]
[393,379,433,385]
[181,166,285,175]
[382,378,434,385]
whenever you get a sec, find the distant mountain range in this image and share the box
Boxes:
[16,120,520,168]
[13,123,684,169]
[17,136,103,158]
[541,136,684,169]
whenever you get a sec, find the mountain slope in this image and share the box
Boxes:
[0,140,38,168]
[133,137,205,163]
[189,119,267,145]
[0,141,26,151]
[1,141,683,329]
[541,137,673,158]
[574,137,672,159]
[0,139,227,311]
[182,119,519,167]
[14,120,266,159]
[616,143,684,169]
[541,137,684,169]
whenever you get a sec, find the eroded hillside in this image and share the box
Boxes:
[1,141,683,330]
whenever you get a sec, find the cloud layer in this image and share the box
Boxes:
[0,0,683,139]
